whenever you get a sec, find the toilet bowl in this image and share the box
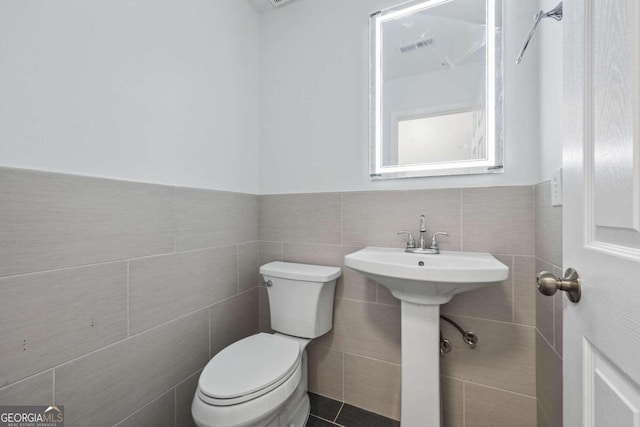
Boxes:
[192,261,341,427]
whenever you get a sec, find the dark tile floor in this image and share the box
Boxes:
[306,393,400,427]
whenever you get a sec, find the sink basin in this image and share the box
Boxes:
[344,247,509,426]
[345,247,509,305]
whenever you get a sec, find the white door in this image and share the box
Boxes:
[562,0,640,425]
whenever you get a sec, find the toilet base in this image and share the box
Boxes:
[267,351,310,427]
[265,391,309,427]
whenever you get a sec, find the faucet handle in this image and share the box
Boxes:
[397,231,416,248]
[430,232,449,250]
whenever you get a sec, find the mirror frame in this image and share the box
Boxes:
[369,0,504,180]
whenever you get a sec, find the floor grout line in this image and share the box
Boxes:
[333,402,345,423]
[174,387,178,427]
[462,381,466,427]
[308,414,343,426]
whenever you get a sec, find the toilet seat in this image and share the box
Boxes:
[198,333,301,406]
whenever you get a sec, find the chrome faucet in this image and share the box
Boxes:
[418,214,427,250]
[397,214,448,254]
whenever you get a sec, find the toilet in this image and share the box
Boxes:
[192,261,341,427]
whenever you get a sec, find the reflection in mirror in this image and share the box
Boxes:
[370,0,503,179]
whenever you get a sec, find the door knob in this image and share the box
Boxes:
[536,268,581,303]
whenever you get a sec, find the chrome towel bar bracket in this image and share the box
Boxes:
[516,2,563,65]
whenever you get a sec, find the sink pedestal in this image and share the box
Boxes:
[344,248,510,427]
[401,301,441,426]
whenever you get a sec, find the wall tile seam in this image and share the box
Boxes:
[127,283,259,337]
[52,366,203,426]
[534,255,563,358]
[323,352,399,368]
[534,329,562,361]
[461,379,538,400]
[534,327,557,359]
[315,295,537,325]
[0,369,53,394]
[444,377,537,400]
[109,364,202,427]
[0,240,260,281]
[264,241,348,249]
[311,381,537,421]
[129,241,261,262]
[126,261,130,337]
[312,348,533,398]
[437,313,538,330]
[342,352,402,367]
[308,344,399,368]
[43,306,210,377]
[111,388,177,427]
[208,287,259,307]
[533,255,563,271]
[0,259,129,281]
[507,254,515,323]
[261,261,534,318]
[257,240,284,245]
[536,401,553,427]
[341,351,345,403]
[334,295,399,308]
[440,312,535,328]
[175,369,203,390]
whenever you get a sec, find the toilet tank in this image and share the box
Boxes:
[259,261,341,338]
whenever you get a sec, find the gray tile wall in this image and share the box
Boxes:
[259,186,538,426]
[0,167,260,427]
[0,167,559,427]
[535,181,564,427]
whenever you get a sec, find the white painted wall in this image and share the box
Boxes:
[538,0,563,182]
[0,0,260,193]
[258,0,540,194]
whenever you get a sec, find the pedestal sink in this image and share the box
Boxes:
[344,247,509,427]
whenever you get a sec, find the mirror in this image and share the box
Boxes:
[370,0,504,179]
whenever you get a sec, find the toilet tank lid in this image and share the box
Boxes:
[260,261,341,282]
